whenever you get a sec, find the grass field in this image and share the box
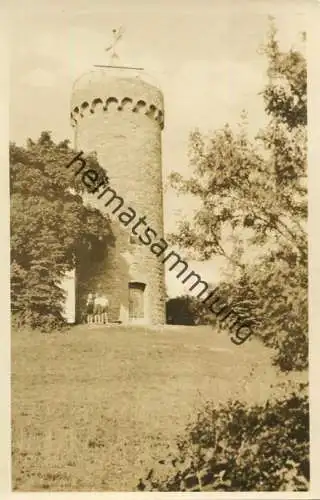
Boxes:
[11,324,303,491]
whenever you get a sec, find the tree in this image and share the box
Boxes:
[137,22,309,495]
[168,22,307,371]
[10,131,112,331]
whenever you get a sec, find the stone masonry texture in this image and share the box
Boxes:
[70,69,166,324]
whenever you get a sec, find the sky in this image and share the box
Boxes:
[9,0,312,296]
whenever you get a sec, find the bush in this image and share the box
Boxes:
[11,311,67,333]
[166,295,217,326]
[166,296,196,325]
[138,384,309,491]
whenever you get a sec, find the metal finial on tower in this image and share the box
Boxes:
[105,26,125,65]
[94,26,144,70]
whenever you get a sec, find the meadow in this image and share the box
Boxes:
[11,324,302,491]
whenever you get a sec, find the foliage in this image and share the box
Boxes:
[168,23,307,371]
[139,22,309,494]
[166,295,217,325]
[10,131,112,331]
[138,384,309,491]
[166,296,195,325]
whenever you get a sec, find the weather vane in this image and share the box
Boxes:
[94,26,144,70]
[105,26,125,65]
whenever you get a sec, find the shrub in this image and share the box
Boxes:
[138,384,309,491]
[166,295,217,326]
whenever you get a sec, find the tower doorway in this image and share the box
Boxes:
[128,282,145,320]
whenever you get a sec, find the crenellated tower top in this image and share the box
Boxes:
[70,28,164,130]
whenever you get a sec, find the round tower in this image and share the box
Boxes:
[70,67,166,325]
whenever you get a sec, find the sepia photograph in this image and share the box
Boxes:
[8,0,316,494]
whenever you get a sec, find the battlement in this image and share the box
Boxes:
[70,96,164,129]
[70,65,166,325]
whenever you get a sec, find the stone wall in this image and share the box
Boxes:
[70,70,166,324]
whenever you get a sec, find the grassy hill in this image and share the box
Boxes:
[11,324,304,491]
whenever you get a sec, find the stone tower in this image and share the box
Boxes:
[70,66,166,325]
